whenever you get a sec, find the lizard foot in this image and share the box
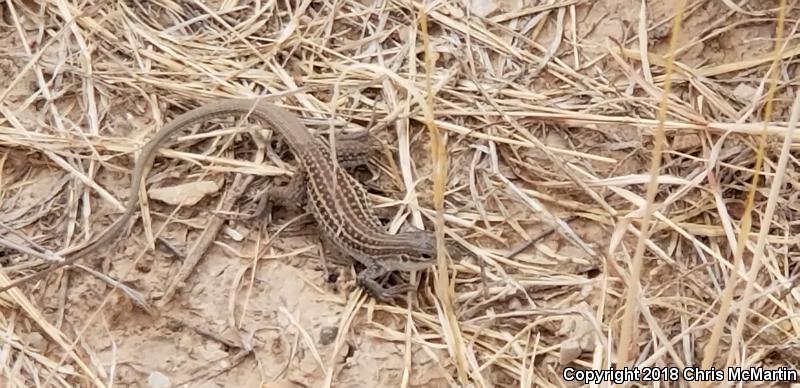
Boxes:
[357,264,415,301]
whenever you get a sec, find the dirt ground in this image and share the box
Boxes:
[1,0,799,387]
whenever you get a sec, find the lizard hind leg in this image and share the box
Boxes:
[262,171,308,211]
[219,172,308,221]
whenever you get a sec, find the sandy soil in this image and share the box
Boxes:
[1,0,797,387]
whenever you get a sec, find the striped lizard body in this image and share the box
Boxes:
[1,98,448,299]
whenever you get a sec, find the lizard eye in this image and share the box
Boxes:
[421,253,433,259]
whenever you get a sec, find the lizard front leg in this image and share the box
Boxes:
[357,262,414,301]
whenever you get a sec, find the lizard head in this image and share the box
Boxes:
[395,230,467,262]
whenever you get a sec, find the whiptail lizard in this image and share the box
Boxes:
[2,98,457,299]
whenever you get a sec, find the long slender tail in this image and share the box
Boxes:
[0,99,313,293]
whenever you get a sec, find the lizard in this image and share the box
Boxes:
[1,98,456,300]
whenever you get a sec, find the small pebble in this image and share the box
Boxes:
[319,326,338,345]
[148,371,171,388]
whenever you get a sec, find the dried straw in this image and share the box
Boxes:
[1,0,799,386]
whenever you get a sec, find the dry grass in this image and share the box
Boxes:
[1,0,800,386]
